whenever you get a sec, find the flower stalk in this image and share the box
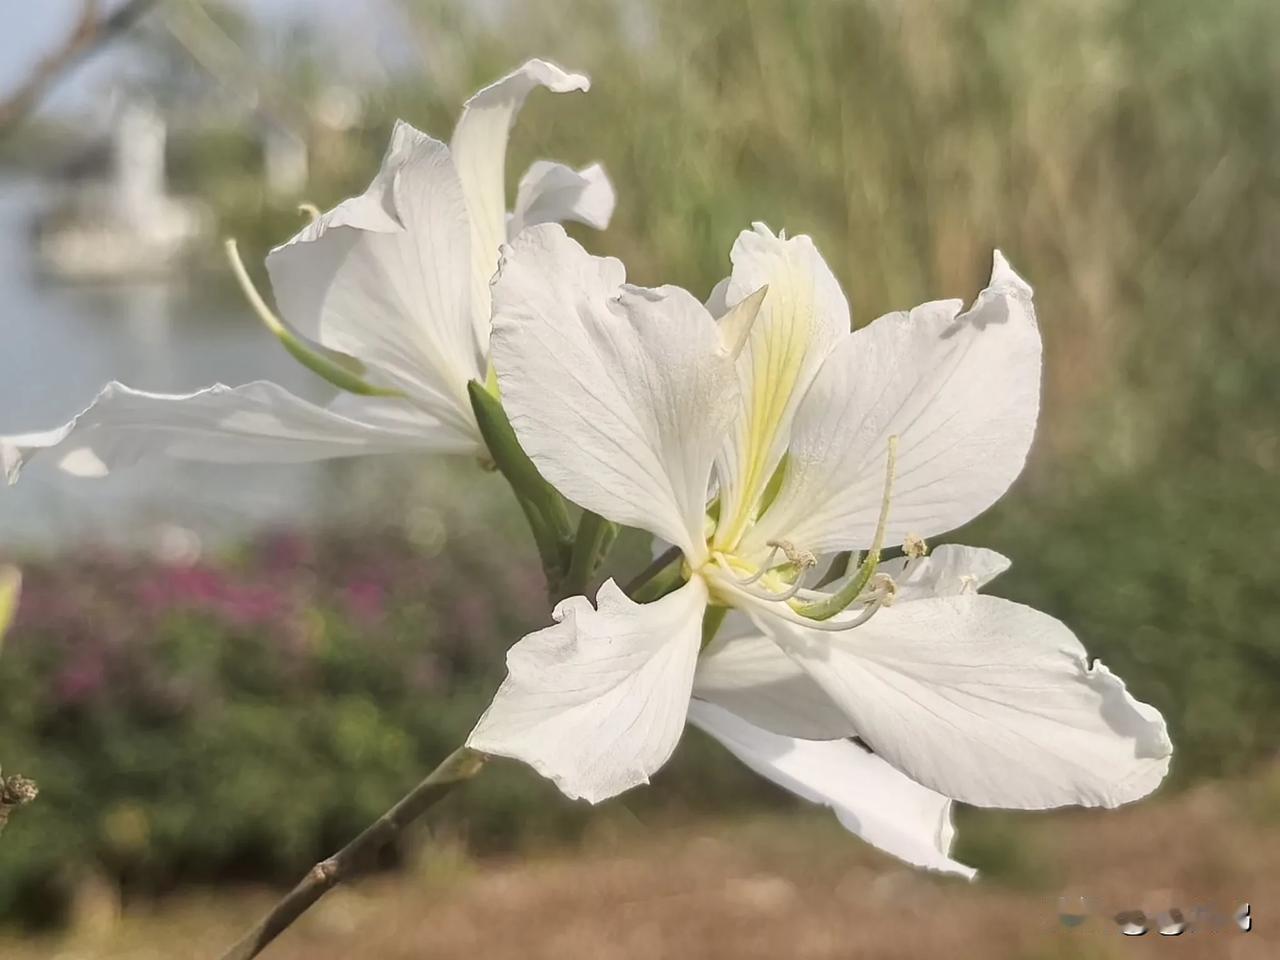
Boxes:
[217,746,486,960]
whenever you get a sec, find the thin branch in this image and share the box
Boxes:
[0,0,161,136]
[624,545,682,597]
[217,746,487,960]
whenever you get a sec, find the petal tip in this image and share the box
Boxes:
[989,249,1033,297]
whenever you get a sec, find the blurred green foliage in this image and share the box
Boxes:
[2,0,1279,925]
[0,531,766,924]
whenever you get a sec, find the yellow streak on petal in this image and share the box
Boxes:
[715,259,817,551]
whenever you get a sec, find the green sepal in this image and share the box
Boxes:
[467,381,575,594]
[562,511,619,600]
[700,604,728,650]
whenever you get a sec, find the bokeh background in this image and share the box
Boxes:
[1,0,1277,957]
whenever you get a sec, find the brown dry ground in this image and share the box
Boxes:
[6,765,1280,960]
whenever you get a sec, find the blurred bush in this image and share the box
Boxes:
[0,530,769,925]
[0,531,544,922]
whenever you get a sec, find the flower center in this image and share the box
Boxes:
[698,434,909,632]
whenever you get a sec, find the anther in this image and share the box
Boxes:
[903,534,928,560]
[767,539,817,571]
[869,573,898,606]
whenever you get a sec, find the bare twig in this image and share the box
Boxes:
[216,746,487,960]
[0,0,161,136]
[624,545,682,597]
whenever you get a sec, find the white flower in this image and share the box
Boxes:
[466,222,1172,867]
[1,60,615,483]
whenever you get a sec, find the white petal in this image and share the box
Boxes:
[713,224,850,552]
[508,160,616,238]
[747,252,1041,556]
[687,700,974,878]
[468,577,707,804]
[451,60,592,351]
[871,544,1011,602]
[705,276,732,318]
[693,628,855,740]
[771,595,1172,809]
[266,122,480,442]
[1,380,450,484]
[490,224,737,561]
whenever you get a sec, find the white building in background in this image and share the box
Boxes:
[33,98,211,281]
[262,123,308,200]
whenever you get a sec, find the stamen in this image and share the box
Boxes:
[298,202,322,223]
[712,553,808,603]
[790,435,898,622]
[869,573,898,606]
[842,595,890,629]
[767,539,817,572]
[735,544,780,586]
[224,239,405,399]
[762,575,807,603]
[725,582,887,633]
[903,533,928,559]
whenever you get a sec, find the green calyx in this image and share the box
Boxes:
[468,381,604,601]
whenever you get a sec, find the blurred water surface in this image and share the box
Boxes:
[0,176,331,551]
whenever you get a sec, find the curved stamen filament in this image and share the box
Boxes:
[760,575,807,603]
[225,239,404,399]
[712,553,809,603]
[789,435,898,622]
[735,544,780,586]
[725,581,888,633]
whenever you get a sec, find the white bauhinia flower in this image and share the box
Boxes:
[467,222,1172,864]
[0,60,615,484]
